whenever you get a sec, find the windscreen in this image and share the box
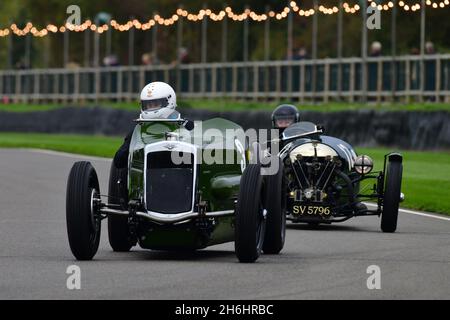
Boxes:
[282,121,318,139]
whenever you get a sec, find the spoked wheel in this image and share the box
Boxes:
[381,158,403,233]
[66,161,101,260]
[107,163,134,252]
[235,164,266,263]
[263,158,286,254]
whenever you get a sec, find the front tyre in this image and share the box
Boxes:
[235,164,266,263]
[66,161,101,260]
[381,159,403,233]
[263,158,286,254]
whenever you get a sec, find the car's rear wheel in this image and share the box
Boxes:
[107,163,134,252]
[263,158,286,254]
[381,159,403,233]
[66,161,101,260]
[235,164,266,263]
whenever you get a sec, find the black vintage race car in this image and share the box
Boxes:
[268,121,404,232]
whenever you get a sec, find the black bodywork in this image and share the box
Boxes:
[275,122,402,225]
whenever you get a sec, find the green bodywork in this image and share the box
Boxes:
[127,118,247,250]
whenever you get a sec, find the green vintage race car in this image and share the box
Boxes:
[66,118,285,263]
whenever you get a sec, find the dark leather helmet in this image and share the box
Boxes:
[271,104,300,129]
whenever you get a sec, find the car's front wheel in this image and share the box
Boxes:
[235,164,266,263]
[66,161,101,260]
[263,158,286,254]
[381,158,403,233]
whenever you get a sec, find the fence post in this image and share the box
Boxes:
[276,64,281,100]
[176,6,183,93]
[152,12,158,62]
[189,66,194,95]
[436,57,441,102]
[129,18,135,66]
[391,2,397,102]
[377,60,383,104]
[74,69,80,103]
[324,62,330,103]
[232,64,237,99]
[94,31,100,67]
[7,23,13,69]
[95,68,100,103]
[405,60,411,102]
[253,64,258,101]
[15,72,21,103]
[53,73,58,102]
[420,0,426,102]
[201,5,208,96]
[287,2,293,96]
[84,27,90,67]
[243,6,249,98]
[349,62,355,103]
[212,65,217,98]
[361,0,368,103]
[222,5,228,63]
[34,72,40,103]
[221,7,228,94]
[337,0,343,101]
[264,6,270,61]
[117,68,123,101]
[264,6,270,101]
[300,62,305,103]
[311,0,318,103]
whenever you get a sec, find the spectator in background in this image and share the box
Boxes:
[15,59,28,70]
[103,54,120,67]
[178,47,190,64]
[293,47,308,60]
[170,47,190,67]
[425,41,435,55]
[141,52,154,66]
[369,41,382,57]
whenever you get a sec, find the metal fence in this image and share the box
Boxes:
[1,54,449,103]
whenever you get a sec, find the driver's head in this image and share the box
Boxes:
[271,104,300,130]
[140,82,177,120]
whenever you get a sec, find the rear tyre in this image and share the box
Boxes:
[66,161,101,260]
[381,160,403,233]
[235,164,266,263]
[263,158,286,254]
[107,163,134,252]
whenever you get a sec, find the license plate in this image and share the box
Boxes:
[292,205,331,217]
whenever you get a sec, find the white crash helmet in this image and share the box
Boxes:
[139,81,178,120]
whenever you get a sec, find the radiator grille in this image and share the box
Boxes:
[146,151,194,214]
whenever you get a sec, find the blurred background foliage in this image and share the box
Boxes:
[0,0,449,68]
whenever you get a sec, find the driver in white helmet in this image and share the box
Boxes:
[113,81,180,169]
[139,81,180,121]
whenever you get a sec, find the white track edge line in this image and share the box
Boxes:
[19,148,112,162]
[364,202,450,221]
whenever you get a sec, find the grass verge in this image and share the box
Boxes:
[1,100,450,113]
[0,132,449,215]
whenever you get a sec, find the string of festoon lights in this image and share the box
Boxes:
[0,0,449,38]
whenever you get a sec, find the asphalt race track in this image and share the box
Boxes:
[0,149,449,299]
